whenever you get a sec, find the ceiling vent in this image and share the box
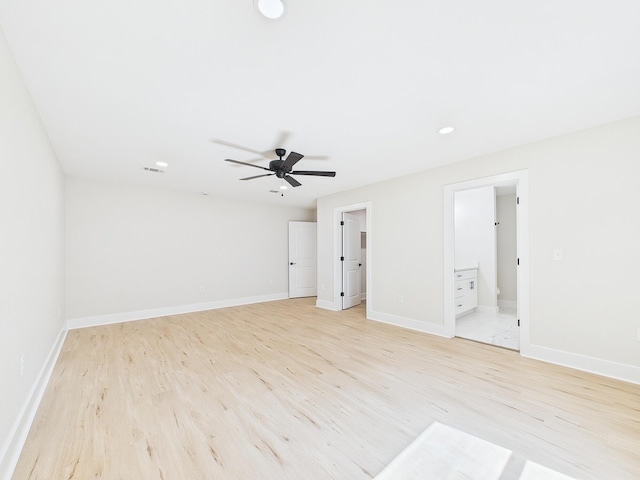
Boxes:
[143,166,165,174]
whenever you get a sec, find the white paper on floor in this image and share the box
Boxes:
[374,422,512,480]
[519,460,575,480]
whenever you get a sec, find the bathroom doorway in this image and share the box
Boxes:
[443,170,530,355]
[453,184,519,350]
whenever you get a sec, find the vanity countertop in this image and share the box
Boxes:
[454,265,478,272]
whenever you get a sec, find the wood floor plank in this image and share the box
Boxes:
[12,298,640,479]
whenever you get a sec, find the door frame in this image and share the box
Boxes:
[333,202,372,316]
[443,170,530,355]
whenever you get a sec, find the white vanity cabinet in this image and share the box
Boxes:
[454,268,478,316]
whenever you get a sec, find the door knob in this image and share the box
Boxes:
[290,262,296,265]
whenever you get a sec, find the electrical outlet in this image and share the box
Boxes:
[268,279,273,286]
[200,286,205,293]
[397,294,404,303]
[553,249,564,261]
[20,355,25,376]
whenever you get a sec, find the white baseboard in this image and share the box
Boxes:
[66,293,289,330]
[367,308,639,386]
[498,300,516,311]
[524,344,640,385]
[368,309,448,338]
[0,327,67,480]
[315,299,338,311]
[475,305,499,315]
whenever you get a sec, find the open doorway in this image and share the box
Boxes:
[341,210,366,309]
[453,184,519,350]
[332,202,371,316]
[443,170,530,355]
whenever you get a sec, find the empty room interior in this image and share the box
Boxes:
[1,1,640,479]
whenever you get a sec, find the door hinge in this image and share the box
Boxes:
[517,196,520,205]
[340,292,345,297]
[340,220,344,226]
[518,318,520,326]
[517,258,520,265]
[340,256,345,261]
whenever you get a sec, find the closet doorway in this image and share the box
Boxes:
[332,202,371,316]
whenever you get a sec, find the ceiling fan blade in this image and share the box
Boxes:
[225,159,271,171]
[290,170,336,177]
[227,157,263,167]
[240,173,275,181]
[282,151,304,170]
[303,155,329,160]
[214,140,265,156]
[284,175,302,187]
[271,131,292,150]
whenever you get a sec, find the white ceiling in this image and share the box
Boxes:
[1,1,639,208]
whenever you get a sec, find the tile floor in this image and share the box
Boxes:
[455,308,519,350]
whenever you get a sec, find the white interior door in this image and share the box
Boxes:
[288,221,317,298]
[342,212,361,309]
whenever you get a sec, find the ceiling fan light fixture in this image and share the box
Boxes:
[156,161,168,167]
[255,0,285,20]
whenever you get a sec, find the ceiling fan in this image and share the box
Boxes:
[225,148,336,188]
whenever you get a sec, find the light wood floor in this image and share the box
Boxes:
[13,298,640,479]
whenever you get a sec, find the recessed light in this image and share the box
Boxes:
[438,126,455,135]
[156,161,168,167]
[255,0,285,19]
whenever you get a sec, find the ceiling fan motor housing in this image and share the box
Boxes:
[270,159,288,176]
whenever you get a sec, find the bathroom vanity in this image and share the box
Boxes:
[454,267,478,316]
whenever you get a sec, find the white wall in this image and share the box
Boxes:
[496,193,517,303]
[65,178,315,322]
[454,186,496,307]
[0,27,65,476]
[317,116,640,381]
